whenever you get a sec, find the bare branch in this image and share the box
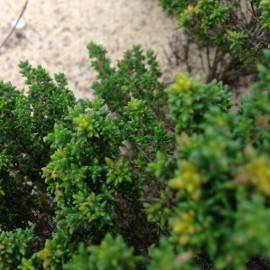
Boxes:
[0,0,29,50]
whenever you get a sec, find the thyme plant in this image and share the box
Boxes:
[0,43,270,270]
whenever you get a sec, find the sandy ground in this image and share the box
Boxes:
[0,0,182,98]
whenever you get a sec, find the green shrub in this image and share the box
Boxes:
[88,42,167,119]
[0,227,36,270]
[64,234,140,270]
[168,73,231,133]
[27,44,170,269]
[146,50,270,269]
[0,62,75,268]
[0,62,75,231]
[1,43,270,269]
[158,0,270,82]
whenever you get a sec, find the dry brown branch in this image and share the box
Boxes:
[0,0,28,50]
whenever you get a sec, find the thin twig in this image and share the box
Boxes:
[0,0,28,50]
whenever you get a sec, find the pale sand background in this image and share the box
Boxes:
[0,0,183,98]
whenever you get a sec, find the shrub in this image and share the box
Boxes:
[158,0,270,83]
[146,50,270,269]
[64,234,140,270]
[28,44,170,269]
[0,227,36,270]
[0,62,75,232]
[0,63,75,268]
[0,43,270,269]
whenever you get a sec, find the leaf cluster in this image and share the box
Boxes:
[1,44,270,270]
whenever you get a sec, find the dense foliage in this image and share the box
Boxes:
[0,62,75,233]
[158,0,270,82]
[1,5,270,268]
